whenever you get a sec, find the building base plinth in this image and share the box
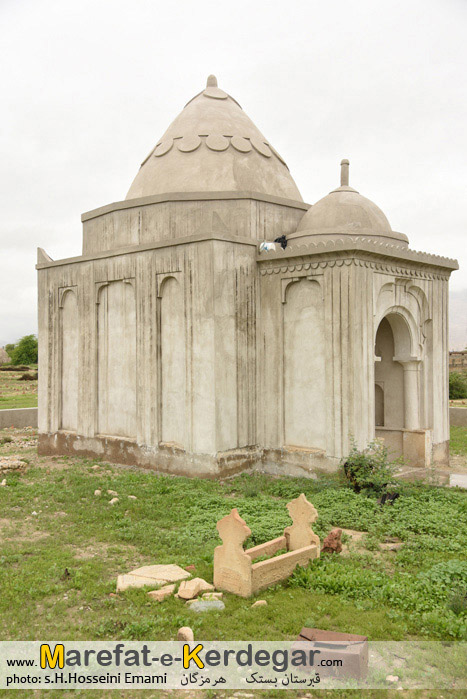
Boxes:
[37,432,344,478]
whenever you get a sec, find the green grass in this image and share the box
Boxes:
[0,451,466,646]
[451,425,467,455]
[0,393,38,409]
[1,430,466,698]
[0,365,37,410]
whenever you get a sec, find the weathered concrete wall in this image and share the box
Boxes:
[0,408,38,429]
[82,193,307,255]
[37,193,456,475]
[450,407,467,427]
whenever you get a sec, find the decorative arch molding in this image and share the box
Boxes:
[375,305,419,361]
[375,280,432,359]
[59,287,79,432]
[282,278,326,450]
[282,275,323,304]
[58,285,77,308]
[157,273,186,448]
[156,271,182,298]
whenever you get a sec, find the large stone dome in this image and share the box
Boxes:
[294,160,408,247]
[126,76,303,202]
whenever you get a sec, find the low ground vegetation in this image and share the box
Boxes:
[449,370,467,399]
[0,429,466,698]
[1,428,466,649]
[0,365,37,409]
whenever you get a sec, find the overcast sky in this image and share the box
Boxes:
[1,0,466,348]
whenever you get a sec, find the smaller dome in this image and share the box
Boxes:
[294,160,408,247]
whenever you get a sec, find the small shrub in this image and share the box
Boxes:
[448,588,467,616]
[342,439,402,494]
[449,371,467,400]
[18,372,37,381]
[244,483,259,498]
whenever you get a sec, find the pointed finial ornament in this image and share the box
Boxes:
[340,159,349,187]
[206,75,218,88]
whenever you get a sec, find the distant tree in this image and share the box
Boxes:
[4,343,15,358]
[449,371,467,400]
[9,335,38,365]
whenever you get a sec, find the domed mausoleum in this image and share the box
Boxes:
[37,77,458,474]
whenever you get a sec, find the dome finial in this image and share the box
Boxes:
[206,75,218,88]
[340,159,349,187]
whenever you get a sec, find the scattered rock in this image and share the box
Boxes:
[147,584,175,601]
[186,599,225,612]
[251,600,267,608]
[94,489,102,496]
[379,542,404,552]
[0,457,27,474]
[91,465,100,470]
[178,578,214,600]
[109,498,119,505]
[177,627,194,641]
[386,675,399,683]
[109,593,117,597]
[31,511,38,516]
[128,495,137,500]
[0,479,6,487]
[185,564,196,572]
[322,527,343,554]
[202,592,223,601]
[107,489,118,496]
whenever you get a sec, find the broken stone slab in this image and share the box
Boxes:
[117,574,161,592]
[147,584,175,601]
[177,627,194,641]
[178,577,214,600]
[128,564,191,584]
[186,599,225,612]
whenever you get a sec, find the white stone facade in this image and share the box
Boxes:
[37,77,458,475]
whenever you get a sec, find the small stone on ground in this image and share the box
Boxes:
[177,627,194,641]
[321,527,343,554]
[186,599,225,612]
[251,600,267,608]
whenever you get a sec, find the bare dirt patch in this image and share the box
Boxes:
[0,517,50,543]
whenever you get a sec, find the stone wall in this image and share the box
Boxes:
[0,408,38,429]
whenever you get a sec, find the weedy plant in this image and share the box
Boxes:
[342,439,403,495]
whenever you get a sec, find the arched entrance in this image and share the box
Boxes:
[374,313,420,430]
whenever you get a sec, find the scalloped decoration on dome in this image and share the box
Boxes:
[127,75,303,201]
[147,133,278,160]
